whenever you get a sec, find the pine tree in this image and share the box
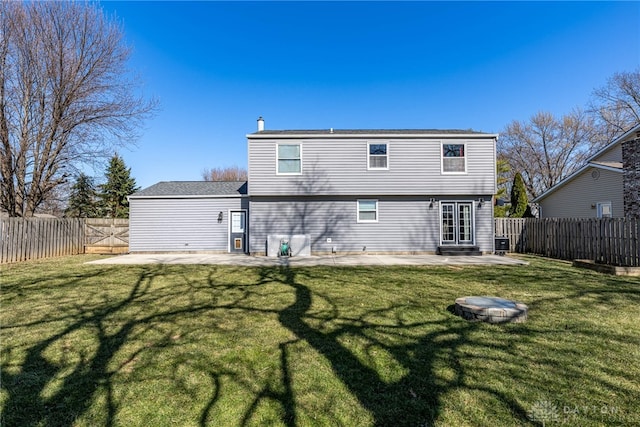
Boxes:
[509,172,529,218]
[494,157,511,217]
[65,173,99,217]
[99,154,139,218]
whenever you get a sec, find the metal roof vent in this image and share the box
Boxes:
[257,116,264,132]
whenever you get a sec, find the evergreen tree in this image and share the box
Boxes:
[494,157,511,217]
[65,173,99,217]
[509,172,529,218]
[99,154,139,218]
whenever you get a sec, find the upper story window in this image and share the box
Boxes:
[368,143,388,170]
[442,143,466,173]
[277,144,301,174]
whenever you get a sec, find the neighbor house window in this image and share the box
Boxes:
[277,144,301,174]
[368,143,388,169]
[357,199,378,223]
[442,144,466,173]
[597,202,612,218]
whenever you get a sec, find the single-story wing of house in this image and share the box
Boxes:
[128,181,248,253]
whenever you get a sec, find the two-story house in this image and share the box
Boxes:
[248,118,497,255]
[128,118,498,255]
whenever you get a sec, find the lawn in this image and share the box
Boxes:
[1,255,639,426]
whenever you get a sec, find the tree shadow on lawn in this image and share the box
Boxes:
[255,266,533,426]
[4,262,636,426]
[0,264,195,427]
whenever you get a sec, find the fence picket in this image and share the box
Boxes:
[1,218,85,264]
[495,217,640,267]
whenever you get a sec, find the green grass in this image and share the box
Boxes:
[1,255,639,426]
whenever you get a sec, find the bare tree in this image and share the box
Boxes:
[498,110,596,199]
[589,68,640,144]
[0,2,155,217]
[202,166,248,182]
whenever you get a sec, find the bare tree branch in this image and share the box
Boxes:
[0,1,156,216]
[588,68,640,144]
[498,110,596,198]
[202,166,248,182]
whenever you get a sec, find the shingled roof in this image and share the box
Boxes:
[249,129,489,136]
[130,181,247,198]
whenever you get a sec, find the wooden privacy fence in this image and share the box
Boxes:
[1,217,130,263]
[1,218,85,264]
[84,218,129,254]
[495,218,640,267]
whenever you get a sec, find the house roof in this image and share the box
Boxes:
[129,181,248,199]
[590,161,623,170]
[248,129,498,139]
[533,123,640,203]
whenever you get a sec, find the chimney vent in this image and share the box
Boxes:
[257,116,264,132]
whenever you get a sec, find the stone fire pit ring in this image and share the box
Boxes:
[454,296,528,323]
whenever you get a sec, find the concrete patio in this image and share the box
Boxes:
[86,253,528,267]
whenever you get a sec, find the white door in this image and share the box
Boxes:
[441,202,474,245]
[229,211,246,253]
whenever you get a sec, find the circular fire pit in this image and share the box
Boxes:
[454,296,528,323]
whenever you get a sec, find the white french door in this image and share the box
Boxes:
[441,202,474,245]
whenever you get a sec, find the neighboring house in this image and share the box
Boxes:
[534,124,640,219]
[128,118,499,255]
[128,181,248,252]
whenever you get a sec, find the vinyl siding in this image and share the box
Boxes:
[248,137,497,196]
[594,144,622,163]
[249,195,494,254]
[129,197,248,252]
[538,168,623,218]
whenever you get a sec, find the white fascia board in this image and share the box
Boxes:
[247,133,499,140]
[589,163,624,174]
[128,194,248,200]
[585,123,640,162]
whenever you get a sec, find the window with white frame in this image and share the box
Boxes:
[597,202,612,218]
[442,144,466,173]
[368,143,388,169]
[277,144,301,174]
[357,199,378,222]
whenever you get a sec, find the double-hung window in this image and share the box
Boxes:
[442,144,466,173]
[368,143,388,170]
[277,144,301,174]
[357,199,378,223]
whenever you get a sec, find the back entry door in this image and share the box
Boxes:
[229,211,246,253]
[441,202,474,245]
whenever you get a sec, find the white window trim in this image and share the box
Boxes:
[367,142,389,170]
[596,201,612,218]
[276,143,303,175]
[357,199,379,223]
[441,142,468,174]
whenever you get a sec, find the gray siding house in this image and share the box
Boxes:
[534,124,640,219]
[128,119,500,255]
[129,181,248,253]
[247,121,498,255]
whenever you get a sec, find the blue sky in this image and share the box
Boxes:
[100,1,640,189]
